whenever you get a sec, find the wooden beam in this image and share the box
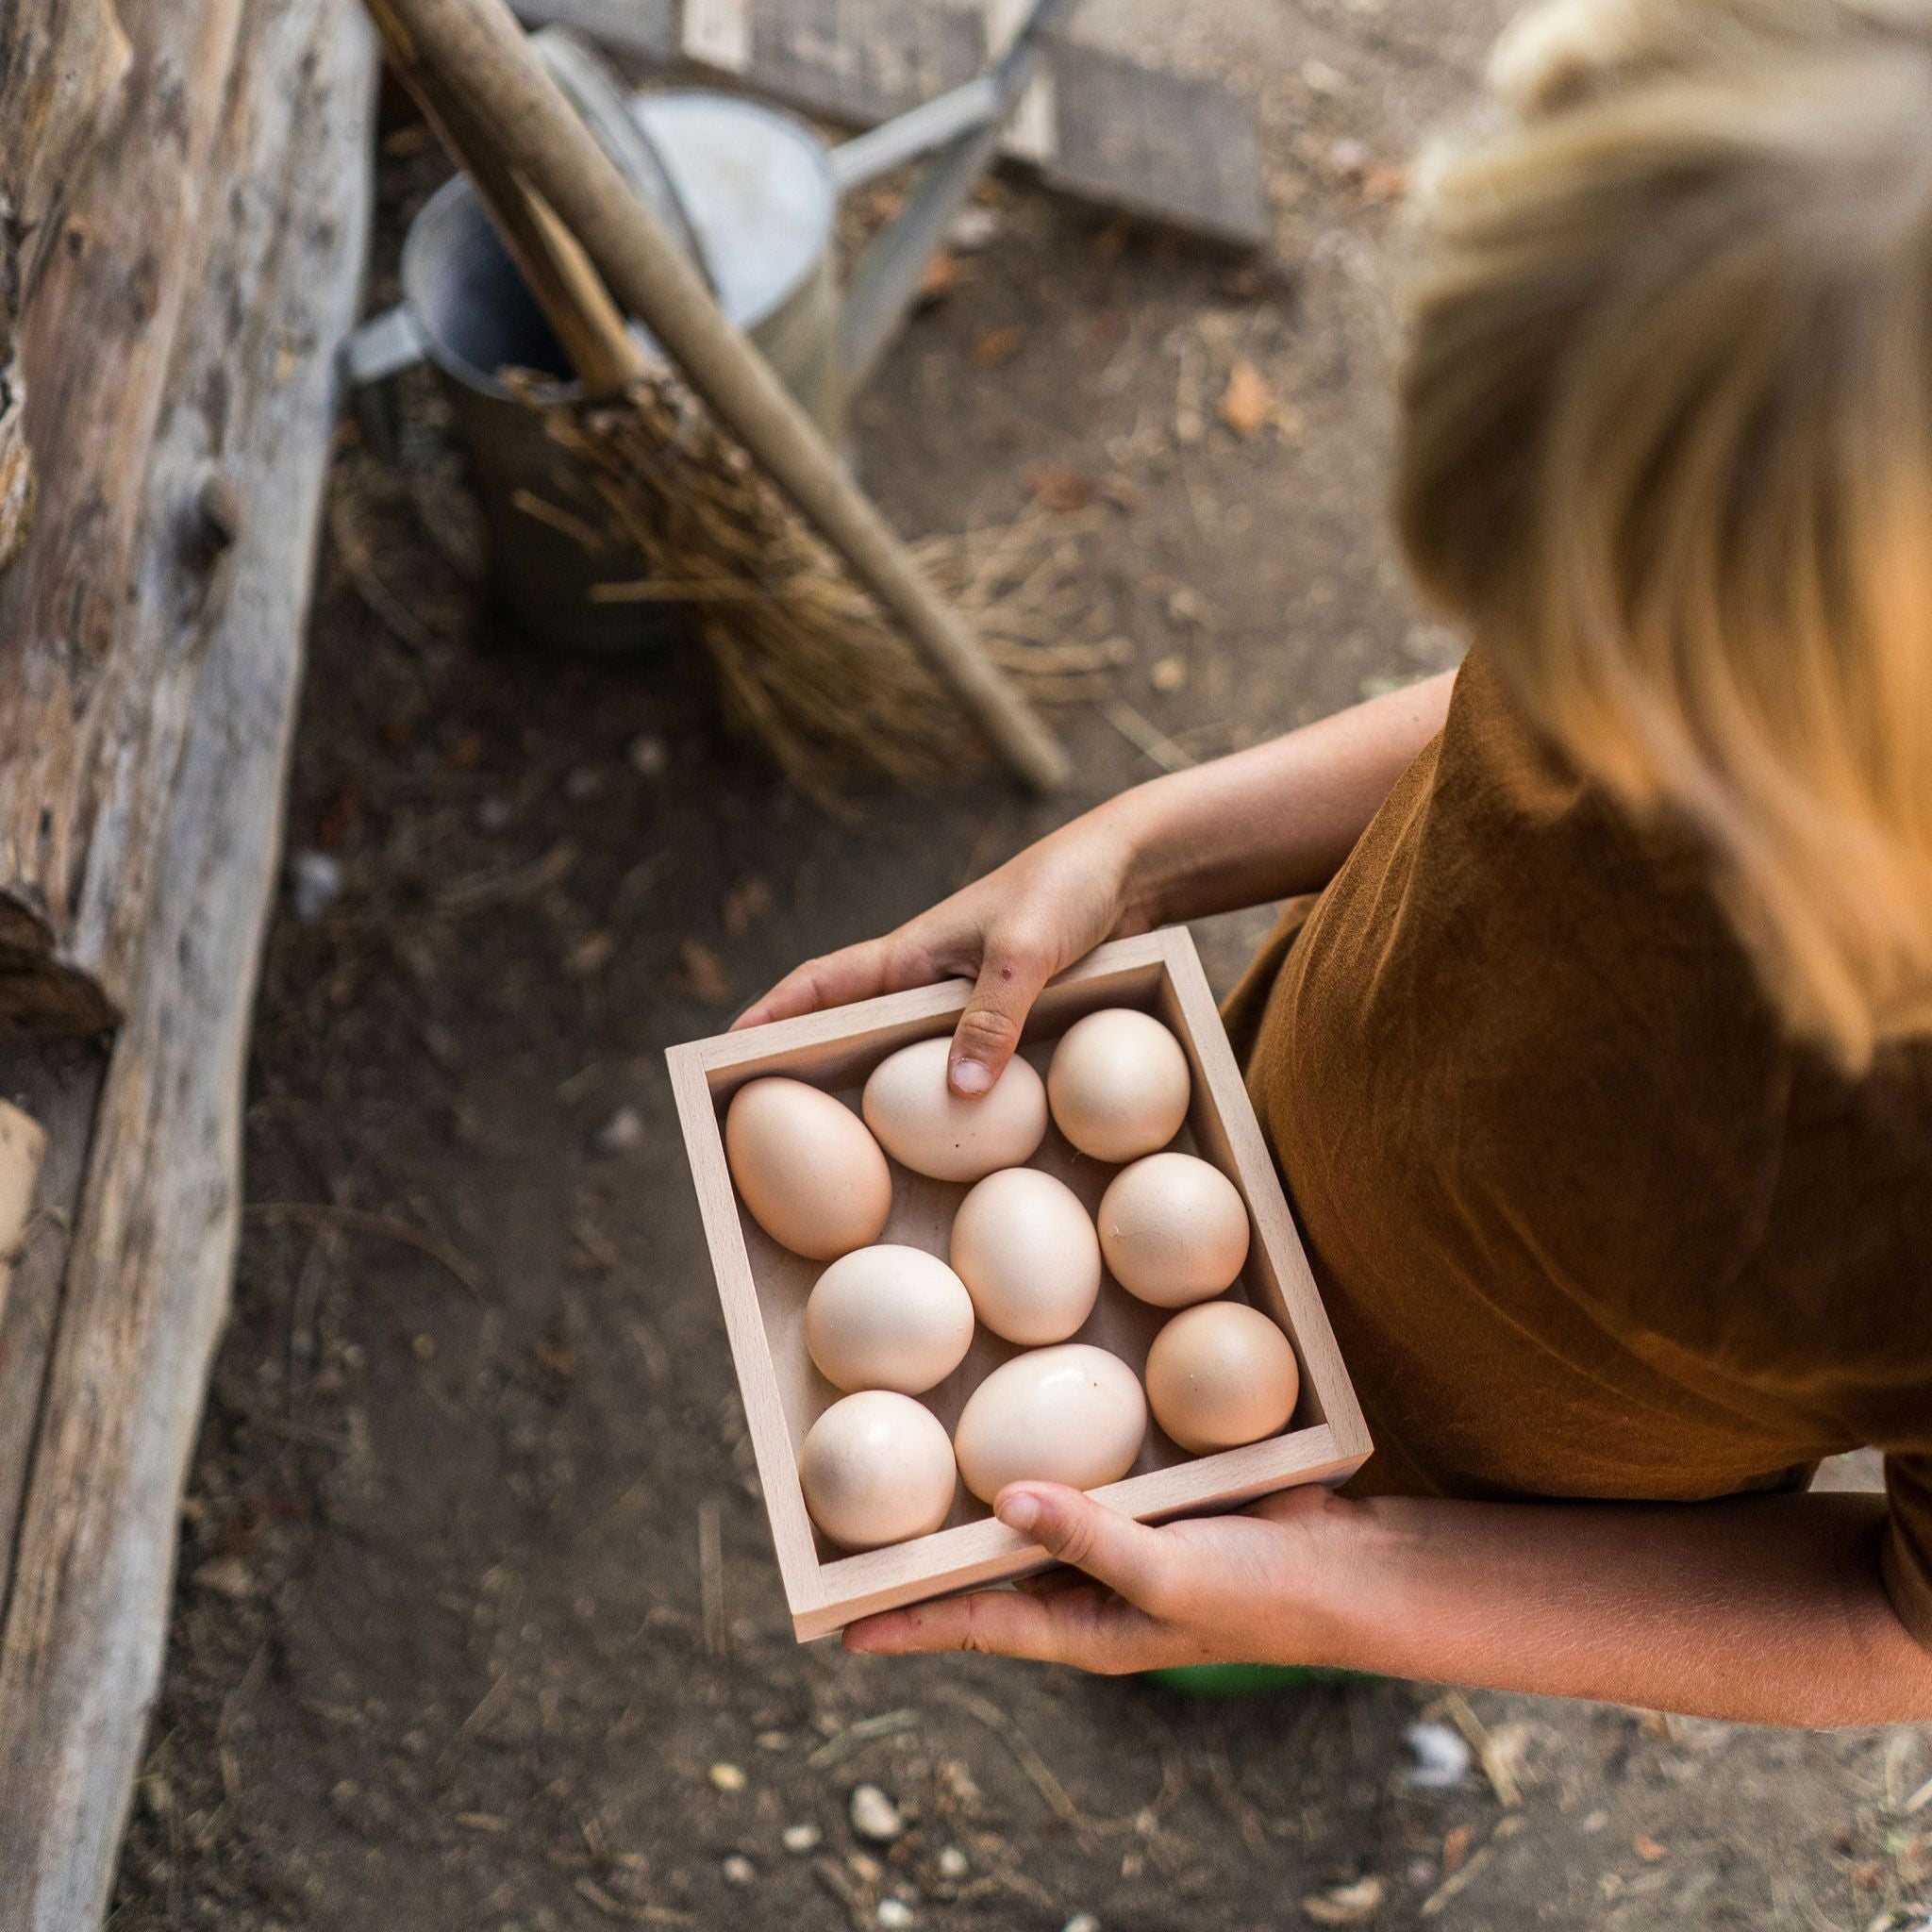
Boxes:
[0,0,376,1921]
[511,0,1270,249]
[0,0,132,573]
[0,0,253,1033]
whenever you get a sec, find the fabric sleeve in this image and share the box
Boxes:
[1880,1455,1932,1650]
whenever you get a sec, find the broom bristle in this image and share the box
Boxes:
[516,370,973,803]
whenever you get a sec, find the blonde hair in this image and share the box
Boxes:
[1395,0,1932,1071]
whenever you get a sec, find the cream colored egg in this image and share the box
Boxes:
[800,1391,958,1550]
[1046,1008,1191,1162]
[805,1244,975,1395]
[953,1344,1147,1504]
[724,1077,892,1260]
[861,1037,1048,1182]
[1098,1151,1251,1307]
[949,1168,1101,1344]
[1145,1302,1300,1456]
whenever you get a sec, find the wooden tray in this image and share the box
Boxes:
[666,926,1370,1641]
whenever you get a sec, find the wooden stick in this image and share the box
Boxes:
[367,4,642,394]
[366,0,1072,794]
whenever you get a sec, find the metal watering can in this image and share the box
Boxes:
[339,8,1065,652]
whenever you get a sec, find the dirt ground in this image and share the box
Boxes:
[111,3,1931,1928]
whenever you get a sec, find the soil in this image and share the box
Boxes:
[110,4,1927,1929]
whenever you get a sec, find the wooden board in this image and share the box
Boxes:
[667,927,1369,1641]
[0,1041,107,1609]
[0,0,377,1920]
[511,0,1270,248]
[0,0,132,575]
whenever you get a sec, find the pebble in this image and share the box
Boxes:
[564,765,606,803]
[1063,1917,1101,1932]
[876,1903,915,1930]
[935,1846,969,1880]
[849,1784,905,1844]
[289,850,342,924]
[947,206,1002,253]
[708,1762,747,1792]
[781,1823,822,1855]
[626,733,668,777]
[721,1855,756,1886]
[1403,1722,1473,1790]
[595,1106,643,1155]
[474,795,514,833]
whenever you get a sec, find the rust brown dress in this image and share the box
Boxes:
[1223,648,1932,1645]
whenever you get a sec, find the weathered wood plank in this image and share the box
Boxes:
[0,0,133,573]
[0,0,246,1032]
[1047,45,1269,250]
[0,1041,106,1607]
[0,0,376,1919]
[507,0,1268,247]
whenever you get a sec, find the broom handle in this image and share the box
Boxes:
[368,2,645,397]
[367,0,1072,795]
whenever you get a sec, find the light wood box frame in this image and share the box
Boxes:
[666,926,1371,1641]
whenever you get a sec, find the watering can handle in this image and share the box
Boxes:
[530,28,719,301]
[335,304,429,457]
[836,0,1075,390]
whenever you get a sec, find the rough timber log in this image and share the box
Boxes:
[0,0,310,1033]
[0,0,376,1921]
[0,0,133,575]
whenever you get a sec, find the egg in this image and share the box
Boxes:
[1145,1302,1300,1455]
[953,1343,1148,1503]
[949,1168,1101,1344]
[1046,1008,1191,1162]
[805,1244,975,1394]
[799,1391,958,1549]
[1098,1151,1251,1307]
[724,1076,892,1260]
[861,1037,1048,1182]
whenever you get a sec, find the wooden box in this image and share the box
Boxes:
[666,926,1371,1641]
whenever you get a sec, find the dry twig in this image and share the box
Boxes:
[243,1202,487,1301]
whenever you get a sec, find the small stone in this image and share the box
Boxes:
[876,1904,915,1930]
[626,733,668,777]
[935,1846,969,1880]
[708,1763,746,1792]
[1302,58,1347,94]
[781,1823,822,1855]
[848,1853,883,1884]
[289,850,342,924]
[757,1730,790,1752]
[595,1106,643,1155]
[947,206,1001,253]
[1149,655,1187,693]
[192,1557,257,1600]
[564,765,606,803]
[721,1855,757,1886]
[1062,1917,1101,1932]
[849,1785,904,1844]
[474,795,514,833]
[1403,1721,1472,1790]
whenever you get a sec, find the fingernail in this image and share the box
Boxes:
[952,1058,993,1095]
[996,1491,1041,1533]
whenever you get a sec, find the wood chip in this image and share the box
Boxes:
[1022,462,1093,513]
[680,940,732,1005]
[1303,1875,1385,1924]
[971,325,1025,370]
[1218,357,1276,438]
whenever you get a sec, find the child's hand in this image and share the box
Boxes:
[841,1480,1347,1674]
[733,808,1152,1097]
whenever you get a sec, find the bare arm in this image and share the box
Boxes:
[847,1480,1932,1729]
[738,671,1455,1091]
[1111,669,1453,924]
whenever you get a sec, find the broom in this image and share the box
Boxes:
[362,0,1070,802]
